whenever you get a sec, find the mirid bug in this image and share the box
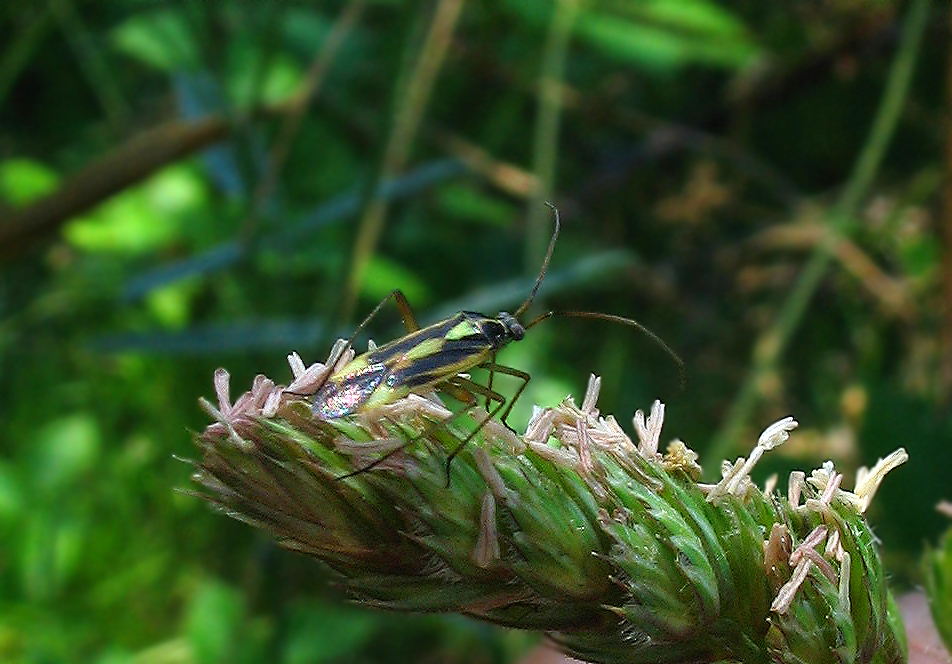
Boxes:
[311,203,682,482]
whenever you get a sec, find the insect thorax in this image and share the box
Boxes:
[455,311,524,350]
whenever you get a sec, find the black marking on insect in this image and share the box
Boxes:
[309,203,683,484]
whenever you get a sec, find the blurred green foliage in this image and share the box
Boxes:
[925,524,952,654]
[0,0,948,662]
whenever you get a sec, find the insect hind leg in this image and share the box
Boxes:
[286,290,420,400]
[345,289,420,346]
[334,376,511,488]
[334,386,479,481]
[442,375,511,487]
[314,289,420,392]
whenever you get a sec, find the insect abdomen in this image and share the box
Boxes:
[385,339,493,389]
[312,363,388,419]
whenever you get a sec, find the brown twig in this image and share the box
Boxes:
[429,128,538,198]
[0,115,233,257]
[941,9,952,401]
[0,2,366,260]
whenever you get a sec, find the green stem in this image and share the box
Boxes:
[342,0,464,323]
[244,0,367,238]
[527,0,579,270]
[48,0,128,128]
[0,8,53,112]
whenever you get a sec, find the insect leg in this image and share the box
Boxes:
[389,290,420,333]
[347,289,420,344]
[314,289,420,391]
[336,376,509,486]
[334,385,479,480]
[442,375,509,486]
[484,352,497,411]
[477,362,531,429]
[439,364,531,485]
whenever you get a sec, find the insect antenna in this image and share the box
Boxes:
[525,310,686,390]
[512,201,561,320]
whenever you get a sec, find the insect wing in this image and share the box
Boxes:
[312,362,388,419]
[367,313,496,391]
[313,312,501,420]
[384,336,494,389]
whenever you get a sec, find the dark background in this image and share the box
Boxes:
[0,1,948,662]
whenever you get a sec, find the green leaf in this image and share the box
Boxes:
[636,0,751,36]
[501,0,553,27]
[0,462,23,523]
[361,256,431,308]
[279,9,335,55]
[19,512,85,601]
[575,2,760,72]
[924,528,952,653]
[0,158,59,205]
[184,581,245,664]
[282,602,378,664]
[63,165,206,254]
[227,49,303,107]
[29,415,101,492]
[437,184,517,227]
[145,280,198,329]
[110,10,198,71]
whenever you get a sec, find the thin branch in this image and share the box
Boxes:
[749,222,912,320]
[429,127,539,198]
[0,115,234,256]
[0,3,366,258]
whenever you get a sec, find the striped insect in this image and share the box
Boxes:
[311,204,682,482]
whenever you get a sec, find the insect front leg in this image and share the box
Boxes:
[442,375,510,487]
[478,362,531,430]
[484,352,497,412]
